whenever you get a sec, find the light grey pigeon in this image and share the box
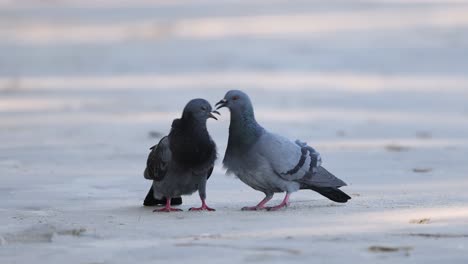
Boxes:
[216,90,351,211]
[144,99,219,212]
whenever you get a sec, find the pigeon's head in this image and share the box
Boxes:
[182,98,220,122]
[215,90,254,115]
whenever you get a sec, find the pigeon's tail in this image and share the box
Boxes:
[143,186,159,206]
[299,166,351,203]
[299,167,348,188]
[309,186,351,203]
[143,186,183,206]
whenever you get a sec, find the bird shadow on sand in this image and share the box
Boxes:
[105,200,349,216]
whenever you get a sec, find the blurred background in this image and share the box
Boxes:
[2,0,468,191]
[1,0,468,263]
[1,0,467,182]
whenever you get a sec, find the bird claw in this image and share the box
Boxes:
[153,207,183,212]
[265,204,288,211]
[189,206,216,211]
[241,206,266,211]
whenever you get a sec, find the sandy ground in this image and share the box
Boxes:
[1,0,468,263]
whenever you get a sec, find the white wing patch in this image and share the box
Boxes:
[294,140,321,174]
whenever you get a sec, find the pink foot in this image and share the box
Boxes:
[265,193,290,211]
[241,195,273,211]
[153,207,183,212]
[189,205,215,211]
[189,200,215,211]
[241,206,266,211]
[152,198,182,212]
[266,203,288,211]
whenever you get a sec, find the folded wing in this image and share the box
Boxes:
[257,133,320,180]
[144,136,171,181]
[258,132,346,188]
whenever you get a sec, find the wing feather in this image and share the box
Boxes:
[144,136,171,181]
[257,133,321,181]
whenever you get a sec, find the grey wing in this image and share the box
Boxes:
[257,132,321,181]
[144,136,171,181]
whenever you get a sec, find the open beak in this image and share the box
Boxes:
[208,110,220,120]
[215,99,227,110]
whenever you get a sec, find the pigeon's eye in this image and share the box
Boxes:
[232,96,239,101]
[201,106,207,111]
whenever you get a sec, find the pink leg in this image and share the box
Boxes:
[153,198,183,212]
[266,193,290,211]
[242,194,273,211]
[189,199,215,211]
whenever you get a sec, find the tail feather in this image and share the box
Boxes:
[306,166,347,188]
[143,185,183,206]
[297,166,351,203]
[310,186,351,203]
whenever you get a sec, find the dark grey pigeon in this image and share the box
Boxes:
[143,99,219,212]
[216,90,351,211]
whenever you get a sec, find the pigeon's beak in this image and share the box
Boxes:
[208,110,220,120]
[215,99,228,110]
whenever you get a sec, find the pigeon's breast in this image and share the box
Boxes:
[152,167,205,198]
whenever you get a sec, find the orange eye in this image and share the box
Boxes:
[232,96,239,101]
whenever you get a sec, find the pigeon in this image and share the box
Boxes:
[143,98,219,212]
[216,90,351,211]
